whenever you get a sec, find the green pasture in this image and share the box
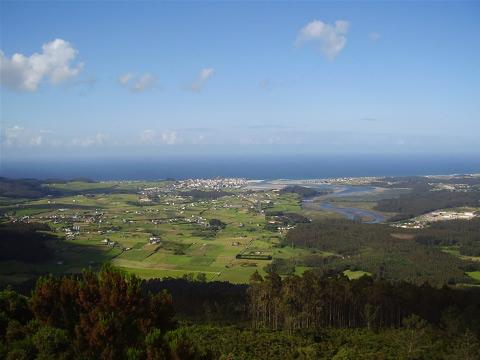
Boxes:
[467,271,480,282]
[6,179,461,285]
[343,270,372,280]
[441,246,480,262]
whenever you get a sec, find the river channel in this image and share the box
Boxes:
[301,184,386,223]
[247,181,388,224]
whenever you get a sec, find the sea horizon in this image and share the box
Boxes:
[2,153,479,181]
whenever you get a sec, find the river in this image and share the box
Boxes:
[248,180,388,224]
[301,185,387,224]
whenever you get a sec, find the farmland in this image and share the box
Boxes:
[1,175,480,287]
[0,178,316,283]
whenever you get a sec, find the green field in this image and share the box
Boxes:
[441,246,480,262]
[467,271,480,281]
[343,269,372,280]
[0,180,312,284]
[2,179,479,286]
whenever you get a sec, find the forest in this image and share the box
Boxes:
[0,178,60,199]
[374,187,480,221]
[246,271,480,331]
[284,219,480,286]
[415,218,480,256]
[1,266,479,359]
[0,178,135,201]
[279,185,328,198]
[0,223,55,263]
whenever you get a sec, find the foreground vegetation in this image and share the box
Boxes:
[1,266,479,359]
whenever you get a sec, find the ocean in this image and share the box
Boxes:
[1,154,479,181]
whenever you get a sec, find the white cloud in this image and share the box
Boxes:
[133,73,156,92]
[192,134,205,144]
[259,78,271,89]
[1,126,45,147]
[72,133,108,147]
[258,77,286,90]
[369,32,381,41]
[119,72,156,92]
[296,20,349,59]
[138,129,180,145]
[2,126,25,146]
[160,131,178,145]
[0,39,83,91]
[189,67,215,93]
[119,73,133,85]
[140,129,156,144]
[29,136,43,146]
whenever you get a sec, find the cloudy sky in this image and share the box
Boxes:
[1,1,479,159]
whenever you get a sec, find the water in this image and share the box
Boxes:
[315,202,386,224]
[1,154,479,180]
[302,184,386,223]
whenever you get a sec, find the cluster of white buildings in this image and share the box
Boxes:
[172,178,248,190]
[149,236,161,245]
[291,177,381,186]
[429,183,472,192]
[167,215,208,227]
[392,210,478,229]
[424,210,477,222]
[101,238,117,247]
[64,227,79,240]
[140,178,248,196]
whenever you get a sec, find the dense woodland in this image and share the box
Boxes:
[0,178,134,201]
[285,219,480,286]
[1,267,479,359]
[416,218,480,256]
[0,178,60,199]
[144,278,247,323]
[372,175,480,189]
[279,185,328,198]
[247,271,480,331]
[0,223,55,262]
[375,189,480,221]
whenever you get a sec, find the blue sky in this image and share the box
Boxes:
[1,1,479,160]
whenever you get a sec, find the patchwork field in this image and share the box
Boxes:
[0,180,317,283]
[1,177,479,287]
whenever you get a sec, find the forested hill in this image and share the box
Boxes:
[0,178,59,199]
[279,185,329,198]
[0,177,135,200]
[285,219,478,286]
[375,189,480,221]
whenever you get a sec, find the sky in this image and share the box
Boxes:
[1,1,479,161]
